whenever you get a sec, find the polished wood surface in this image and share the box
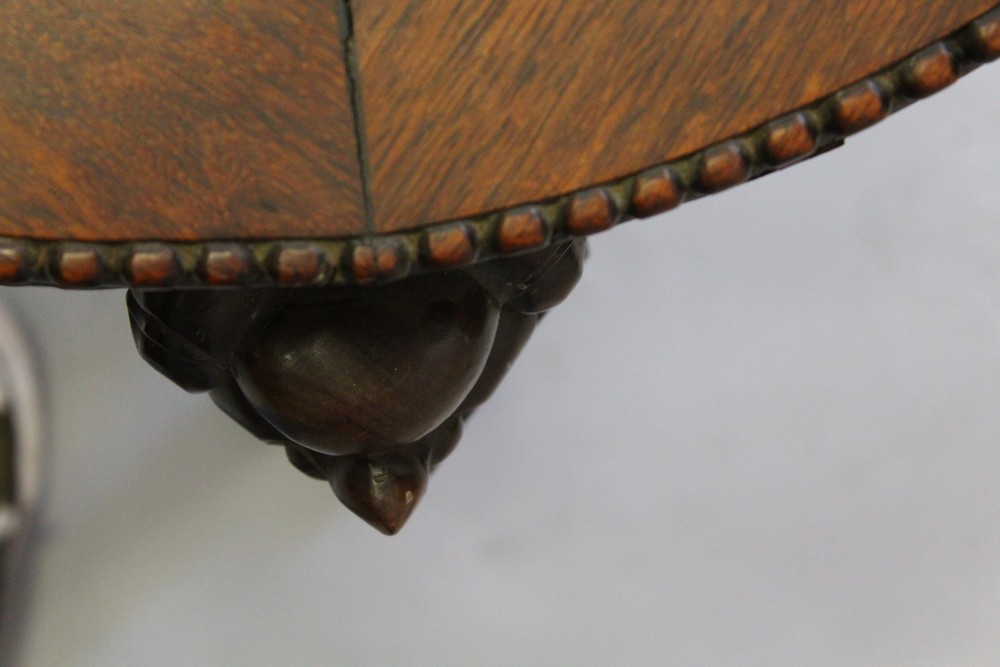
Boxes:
[0,0,996,244]
[0,0,365,241]
[129,240,586,533]
[20,2,998,534]
[357,0,996,234]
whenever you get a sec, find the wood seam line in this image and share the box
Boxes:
[336,0,375,237]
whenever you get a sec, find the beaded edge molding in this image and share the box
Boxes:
[1,7,999,290]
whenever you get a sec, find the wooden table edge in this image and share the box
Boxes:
[1,6,998,290]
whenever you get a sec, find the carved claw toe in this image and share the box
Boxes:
[323,451,428,535]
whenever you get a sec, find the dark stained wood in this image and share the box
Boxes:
[232,273,501,458]
[128,240,587,533]
[0,0,366,241]
[0,3,996,537]
[354,0,998,234]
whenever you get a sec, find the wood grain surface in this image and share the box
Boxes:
[354,0,998,234]
[0,0,365,241]
[0,0,996,243]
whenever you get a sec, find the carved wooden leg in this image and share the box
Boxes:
[128,240,586,533]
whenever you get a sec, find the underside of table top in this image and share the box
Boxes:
[0,0,997,287]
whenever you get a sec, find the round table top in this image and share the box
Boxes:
[0,0,997,288]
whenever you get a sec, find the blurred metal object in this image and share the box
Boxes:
[0,300,43,639]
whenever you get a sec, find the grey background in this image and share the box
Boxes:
[4,62,1000,666]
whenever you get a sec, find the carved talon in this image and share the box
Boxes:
[325,451,429,536]
[128,240,585,533]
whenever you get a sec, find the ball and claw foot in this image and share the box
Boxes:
[128,240,586,534]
